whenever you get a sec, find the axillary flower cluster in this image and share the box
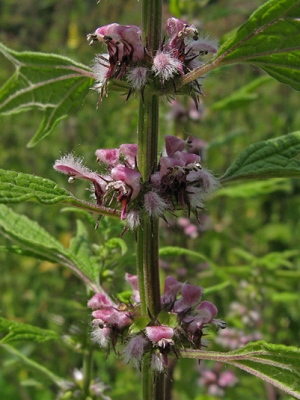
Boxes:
[87,17,218,100]
[88,275,226,372]
[54,135,219,229]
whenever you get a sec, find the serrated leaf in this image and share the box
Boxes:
[0,204,99,292]
[180,341,300,399]
[0,169,121,218]
[220,132,300,183]
[0,43,93,146]
[0,317,58,344]
[216,0,300,91]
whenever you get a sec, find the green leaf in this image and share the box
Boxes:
[1,344,67,389]
[180,341,300,399]
[0,43,93,146]
[68,220,100,283]
[211,75,273,111]
[216,178,291,198]
[216,0,300,91]
[129,316,151,334]
[0,204,100,292]
[105,237,128,256]
[0,169,121,218]
[159,246,209,262]
[220,132,300,183]
[0,317,58,344]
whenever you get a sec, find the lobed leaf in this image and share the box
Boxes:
[220,132,300,183]
[0,43,93,146]
[180,341,300,399]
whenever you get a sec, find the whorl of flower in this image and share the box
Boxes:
[150,135,219,220]
[86,275,225,370]
[87,18,217,99]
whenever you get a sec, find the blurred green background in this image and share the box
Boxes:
[1,0,300,399]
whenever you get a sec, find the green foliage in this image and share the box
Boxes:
[0,0,300,399]
[0,43,93,147]
[0,204,100,292]
[221,132,300,182]
[0,169,121,217]
[0,317,59,344]
[181,341,300,399]
[217,0,300,91]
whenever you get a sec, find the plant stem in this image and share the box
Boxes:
[82,349,93,399]
[138,0,163,399]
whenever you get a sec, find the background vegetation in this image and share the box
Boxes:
[1,0,299,399]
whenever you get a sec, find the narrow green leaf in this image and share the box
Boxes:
[211,76,272,111]
[216,0,300,91]
[159,246,209,262]
[0,317,59,344]
[0,204,100,292]
[0,169,121,218]
[215,178,291,198]
[180,341,300,399]
[1,344,67,389]
[0,43,93,146]
[221,132,300,183]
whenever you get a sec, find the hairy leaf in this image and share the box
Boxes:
[220,132,300,183]
[0,43,93,146]
[0,317,58,344]
[0,169,121,218]
[180,341,300,399]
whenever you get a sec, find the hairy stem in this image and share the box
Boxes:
[138,0,163,399]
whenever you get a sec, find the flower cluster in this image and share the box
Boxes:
[54,135,219,229]
[87,275,226,372]
[87,18,218,99]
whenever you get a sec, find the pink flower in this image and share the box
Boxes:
[95,148,120,167]
[173,283,203,313]
[161,276,182,307]
[145,326,174,347]
[87,23,144,79]
[87,293,114,309]
[125,273,140,303]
